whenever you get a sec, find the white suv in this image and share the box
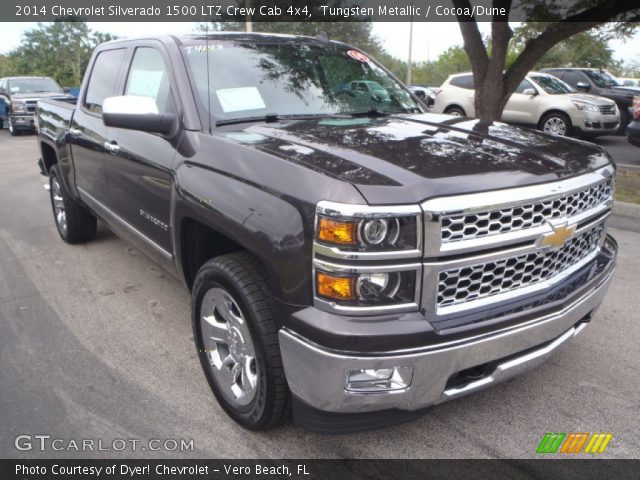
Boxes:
[433,72,620,137]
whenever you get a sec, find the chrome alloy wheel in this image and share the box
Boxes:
[200,287,258,406]
[51,177,67,234]
[542,117,568,136]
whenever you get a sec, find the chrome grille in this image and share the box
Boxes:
[440,179,611,243]
[598,105,616,115]
[437,223,604,309]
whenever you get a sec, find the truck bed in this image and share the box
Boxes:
[37,97,76,140]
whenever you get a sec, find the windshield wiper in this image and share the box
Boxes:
[215,112,339,127]
[344,106,418,117]
[344,107,390,117]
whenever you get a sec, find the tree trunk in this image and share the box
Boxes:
[475,78,508,123]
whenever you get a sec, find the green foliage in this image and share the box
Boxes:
[8,21,116,87]
[0,54,14,77]
[512,25,621,70]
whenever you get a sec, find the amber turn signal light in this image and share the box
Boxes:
[316,272,356,301]
[317,218,358,245]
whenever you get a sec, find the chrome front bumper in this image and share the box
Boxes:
[279,261,615,413]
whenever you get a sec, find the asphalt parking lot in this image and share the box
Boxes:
[0,129,638,459]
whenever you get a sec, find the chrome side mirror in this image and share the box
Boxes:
[102,95,177,135]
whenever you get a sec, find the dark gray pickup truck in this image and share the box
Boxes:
[0,76,73,135]
[36,33,617,433]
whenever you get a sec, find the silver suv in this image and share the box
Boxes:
[433,72,620,137]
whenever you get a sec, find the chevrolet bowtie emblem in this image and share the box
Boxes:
[539,221,576,249]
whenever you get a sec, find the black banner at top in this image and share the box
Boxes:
[3,0,640,22]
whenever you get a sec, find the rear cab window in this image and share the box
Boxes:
[84,48,126,114]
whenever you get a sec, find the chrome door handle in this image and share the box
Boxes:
[104,141,120,153]
[68,128,82,136]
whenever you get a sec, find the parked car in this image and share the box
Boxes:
[36,33,617,432]
[618,78,640,88]
[627,96,640,147]
[433,71,619,137]
[542,68,640,134]
[409,85,435,107]
[0,76,74,135]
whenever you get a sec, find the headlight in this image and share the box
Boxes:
[11,101,27,114]
[572,101,599,112]
[313,201,423,315]
[315,201,421,254]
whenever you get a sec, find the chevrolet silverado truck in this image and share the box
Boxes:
[0,76,74,135]
[36,33,617,433]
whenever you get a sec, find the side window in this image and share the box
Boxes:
[514,79,535,94]
[561,71,584,87]
[84,49,126,114]
[450,75,475,90]
[125,47,175,115]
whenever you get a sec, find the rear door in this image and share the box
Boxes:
[71,47,127,204]
[103,42,179,259]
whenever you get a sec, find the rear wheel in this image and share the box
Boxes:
[540,112,572,137]
[49,165,97,243]
[192,252,290,430]
[444,106,465,117]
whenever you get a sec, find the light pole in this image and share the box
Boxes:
[406,19,414,85]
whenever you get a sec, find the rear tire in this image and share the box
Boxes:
[539,112,572,137]
[49,164,97,244]
[444,106,465,117]
[192,252,290,430]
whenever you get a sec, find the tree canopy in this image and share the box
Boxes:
[7,21,116,87]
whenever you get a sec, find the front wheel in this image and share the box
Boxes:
[8,120,18,136]
[192,252,290,430]
[539,112,572,137]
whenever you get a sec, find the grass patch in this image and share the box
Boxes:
[615,170,640,204]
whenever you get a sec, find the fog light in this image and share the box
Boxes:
[345,366,413,393]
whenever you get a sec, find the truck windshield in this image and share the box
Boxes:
[8,78,62,94]
[181,40,420,124]
[531,75,576,95]
[584,70,621,88]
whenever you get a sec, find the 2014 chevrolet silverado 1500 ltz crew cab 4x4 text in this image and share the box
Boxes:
[36,34,617,433]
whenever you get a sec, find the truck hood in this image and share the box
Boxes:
[219,113,612,204]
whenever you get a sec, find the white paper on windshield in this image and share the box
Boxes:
[216,87,266,113]
[127,70,164,98]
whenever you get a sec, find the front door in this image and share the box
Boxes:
[103,44,179,259]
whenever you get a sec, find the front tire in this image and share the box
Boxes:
[539,112,572,137]
[49,165,97,243]
[192,252,290,430]
[8,120,18,136]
